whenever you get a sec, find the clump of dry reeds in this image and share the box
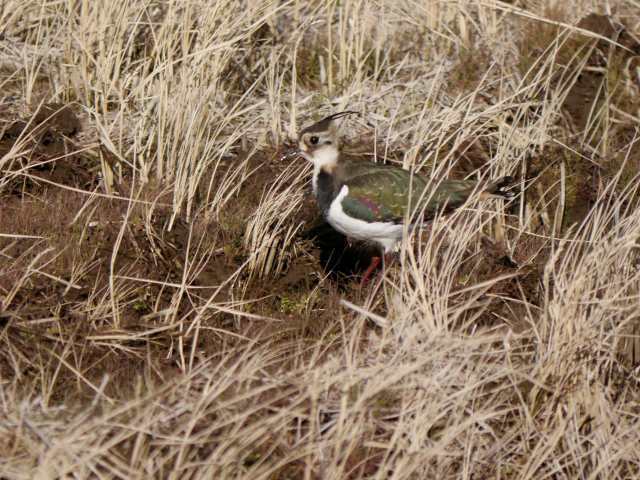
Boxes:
[2,1,640,478]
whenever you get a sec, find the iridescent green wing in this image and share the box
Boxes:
[340,162,479,223]
[428,179,479,212]
[339,163,429,224]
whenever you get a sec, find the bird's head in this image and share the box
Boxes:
[295,111,358,168]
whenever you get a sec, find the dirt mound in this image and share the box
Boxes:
[1,103,80,155]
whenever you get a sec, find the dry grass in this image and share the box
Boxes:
[2,0,640,478]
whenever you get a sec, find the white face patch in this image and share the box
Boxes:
[309,145,338,168]
[310,145,339,194]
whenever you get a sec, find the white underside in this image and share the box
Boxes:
[327,185,404,252]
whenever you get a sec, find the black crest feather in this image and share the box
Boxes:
[300,110,359,134]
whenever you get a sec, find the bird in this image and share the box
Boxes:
[293,111,515,285]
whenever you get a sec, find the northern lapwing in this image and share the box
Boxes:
[293,111,515,285]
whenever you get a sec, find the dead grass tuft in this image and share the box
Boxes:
[2,1,640,478]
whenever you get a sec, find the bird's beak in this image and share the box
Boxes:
[280,148,300,161]
[280,141,303,161]
[280,140,311,162]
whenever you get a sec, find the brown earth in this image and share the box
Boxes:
[2,12,640,408]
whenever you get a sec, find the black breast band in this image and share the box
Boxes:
[315,169,337,216]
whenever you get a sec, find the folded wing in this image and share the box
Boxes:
[339,162,480,224]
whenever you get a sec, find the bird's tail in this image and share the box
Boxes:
[481,176,516,200]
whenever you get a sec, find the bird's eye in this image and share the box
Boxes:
[309,135,319,145]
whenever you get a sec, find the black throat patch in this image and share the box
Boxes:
[315,168,338,216]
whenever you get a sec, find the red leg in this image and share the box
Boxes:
[360,256,381,287]
[383,252,395,267]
